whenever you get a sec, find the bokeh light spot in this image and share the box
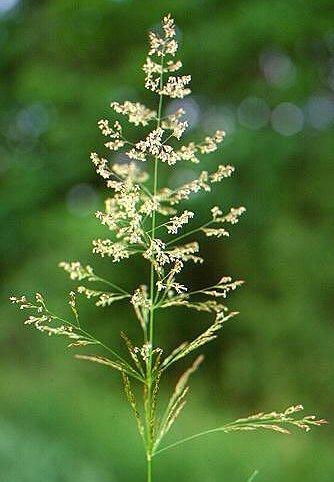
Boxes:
[0,0,19,14]
[271,102,304,136]
[66,183,98,218]
[306,95,334,130]
[260,50,296,88]
[16,103,49,138]
[202,105,236,136]
[237,96,270,130]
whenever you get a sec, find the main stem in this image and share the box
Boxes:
[146,55,164,482]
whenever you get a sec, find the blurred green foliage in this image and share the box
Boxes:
[1,0,333,480]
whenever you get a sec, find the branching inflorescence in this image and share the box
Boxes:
[10,14,326,482]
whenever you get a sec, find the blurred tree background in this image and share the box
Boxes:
[1,0,333,480]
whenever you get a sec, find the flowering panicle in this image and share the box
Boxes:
[10,13,325,477]
[144,14,191,102]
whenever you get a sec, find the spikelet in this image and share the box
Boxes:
[131,285,150,332]
[155,356,204,449]
[150,370,162,439]
[161,299,227,315]
[122,372,145,440]
[201,276,244,298]
[75,354,126,373]
[121,332,145,376]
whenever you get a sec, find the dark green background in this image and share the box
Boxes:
[1,0,333,480]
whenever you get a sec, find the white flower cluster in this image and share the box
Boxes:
[127,127,180,166]
[223,206,247,224]
[97,119,125,151]
[160,75,191,99]
[161,108,188,139]
[201,206,246,239]
[90,152,111,179]
[177,130,226,163]
[111,101,156,126]
[144,14,191,100]
[210,164,235,182]
[10,295,36,310]
[92,239,130,262]
[156,260,187,294]
[148,14,178,57]
[202,227,230,238]
[131,285,150,310]
[58,261,96,281]
[95,176,145,247]
[166,210,194,234]
[143,238,170,270]
[112,162,148,183]
[162,171,211,205]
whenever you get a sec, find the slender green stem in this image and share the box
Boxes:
[247,470,259,482]
[154,414,295,456]
[94,276,130,295]
[154,427,228,456]
[146,53,165,482]
[147,456,152,482]
[145,219,170,234]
